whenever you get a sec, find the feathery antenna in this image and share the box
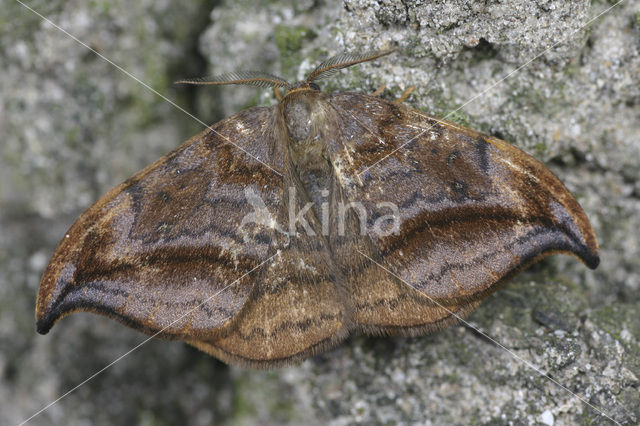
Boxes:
[176,71,291,89]
[305,49,397,83]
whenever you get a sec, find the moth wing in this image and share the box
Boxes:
[328,92,599,333]
[36,106,285,341]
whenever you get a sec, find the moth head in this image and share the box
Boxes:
[282,81,321,97]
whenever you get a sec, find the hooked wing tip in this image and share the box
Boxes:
[35,291,60,335]
[568,213,600,270]
[35,269,68,335]
[583,248,600,270]
[35,294,58,334]
[562,220,599,270]
[36,317,53,335]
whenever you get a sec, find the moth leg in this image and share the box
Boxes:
[393,85,415,104]
[274,86,283,100]
[371,84,386,97]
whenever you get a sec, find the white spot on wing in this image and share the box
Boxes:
[498,157,539,183]
[234,120,253,136]
[298,258,317,274]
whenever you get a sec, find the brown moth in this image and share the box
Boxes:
[36,50,599,367]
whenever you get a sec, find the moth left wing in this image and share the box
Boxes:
[327,92,599,334]
[36,106,285,341]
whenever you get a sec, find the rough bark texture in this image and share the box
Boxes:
[1,0,638,424]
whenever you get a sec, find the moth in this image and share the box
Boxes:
[36,50,599,367]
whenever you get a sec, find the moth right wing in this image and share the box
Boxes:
[36,106,285,341]
[326,92,599,335]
